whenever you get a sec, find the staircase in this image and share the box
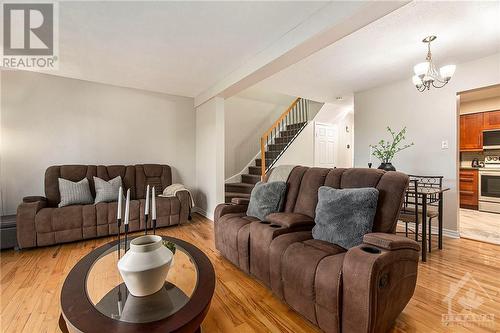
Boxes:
[225,98,311,203]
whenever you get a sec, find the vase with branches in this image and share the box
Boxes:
[370,127,414,171]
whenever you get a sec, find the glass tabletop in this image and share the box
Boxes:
[85,237,198,324]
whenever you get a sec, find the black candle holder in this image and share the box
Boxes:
[124,224,129,252]
[152,219,157,235]
[117,218,122,259]
[144,213,149,235]
[368,162,372,169]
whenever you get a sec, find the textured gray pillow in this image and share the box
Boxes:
[246,181,287,221]
[94,176,123,204]
[312,186,379,249]
[58,178,94,207]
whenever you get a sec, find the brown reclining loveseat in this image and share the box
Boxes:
[214,167,420,333]
[17,164,191,249]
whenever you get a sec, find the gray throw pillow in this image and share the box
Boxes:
[312,186,379,249]
[58,178,94,207]
[246,181,287,221]
[94,176,123,204]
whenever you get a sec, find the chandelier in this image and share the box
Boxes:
[412,36,456,92]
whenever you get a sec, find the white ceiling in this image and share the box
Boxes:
[47,1,331,97]
[254,1,500,103]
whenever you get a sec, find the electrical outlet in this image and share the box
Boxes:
[441,140,449,149]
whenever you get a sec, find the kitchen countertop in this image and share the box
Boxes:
[460,166,481,170]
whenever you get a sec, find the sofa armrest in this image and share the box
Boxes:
[214,203,248,223]
[265,213,314,228]
[23,196,47,204]
[231,197,250,205]
[342,233,420,333]
[16,199,47,249]
[363,232,421,251]
[174,190,191,223]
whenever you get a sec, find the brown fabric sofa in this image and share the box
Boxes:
[214,167,420,333]
[17,164,191,249]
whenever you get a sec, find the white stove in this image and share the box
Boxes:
[484,154,500,169]
[479,154,500,213]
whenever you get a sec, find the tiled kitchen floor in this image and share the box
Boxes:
[460,208,500,245]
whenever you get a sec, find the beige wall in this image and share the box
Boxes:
[224,96,290,179]
[273,103,353,168]
[195,97,224,219]
[354,53,500,234]
[0,70,196,215]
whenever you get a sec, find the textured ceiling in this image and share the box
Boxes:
[254,1,500,103]
[37,1,332,97]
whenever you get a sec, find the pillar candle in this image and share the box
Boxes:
[117,186,123,220]
[124,189,130,225]
[145,184,150,215]
[152,187,156,220]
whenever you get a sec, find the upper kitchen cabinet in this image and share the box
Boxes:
[460,112,483,151]
[483,110,500,130]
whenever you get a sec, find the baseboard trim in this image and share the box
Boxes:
[397,221,460,239]
[192,207,213,221]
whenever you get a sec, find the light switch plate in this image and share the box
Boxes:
[441,140,449,149]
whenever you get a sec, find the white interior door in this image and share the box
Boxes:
[314,123,336,168]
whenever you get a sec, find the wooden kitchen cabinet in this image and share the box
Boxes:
[459,169,478,209]
[460,113,483,151]
[483,110,500,130]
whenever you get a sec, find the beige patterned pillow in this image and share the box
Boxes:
[58,178,94,207]
[94,176,123,204]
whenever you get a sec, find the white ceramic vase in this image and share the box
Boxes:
[118,235,173,297]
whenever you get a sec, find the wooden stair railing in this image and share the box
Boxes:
[260,97,310,178]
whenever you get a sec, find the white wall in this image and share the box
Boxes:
[354,53,500,233]
[224,95,291,179]
[0,70,195,215]
[274,103,354,168]
[195,97,224,219]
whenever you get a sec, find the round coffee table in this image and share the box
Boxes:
[60,236,215,333]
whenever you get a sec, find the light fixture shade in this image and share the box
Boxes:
[412,75,423,87]
[414,62,429,76]
[440,64,456,80]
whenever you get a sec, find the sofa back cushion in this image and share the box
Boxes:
[45,164,172,206]
[283,166,408,234]
[292,168,330,218]
[45,165,97,207]
[135,164,172,199]
[96,165,136,199]
[282,166,308,213]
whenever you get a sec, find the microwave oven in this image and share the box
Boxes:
[483,130,500,150]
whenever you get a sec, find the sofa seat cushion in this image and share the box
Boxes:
[215,213,258,271]
[266,212,314,228]
[35,206,84,246]
[35,206,84,233]
[281,239,345,324]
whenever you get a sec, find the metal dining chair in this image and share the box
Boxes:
[400,175,444,252]
[399,179,419,240]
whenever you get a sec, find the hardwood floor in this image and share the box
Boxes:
[1,213,499,332]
